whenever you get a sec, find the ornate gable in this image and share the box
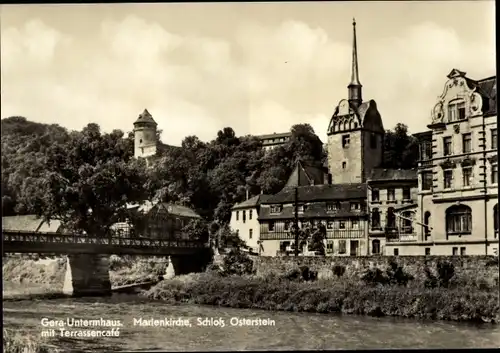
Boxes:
[430,69,483,126]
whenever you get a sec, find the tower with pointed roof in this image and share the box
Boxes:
[133,109,158,158]
[326,19,385,184]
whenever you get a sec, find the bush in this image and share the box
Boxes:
[332,265,346,277]
[361,262,413,286]
[361,268,388,285]
[437,261,455,288]
[221,249,254,276]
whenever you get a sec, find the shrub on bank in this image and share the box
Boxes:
[143,272,499,323]
[3,329,56,353]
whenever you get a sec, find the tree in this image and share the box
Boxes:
[383,123,419,169]
[16,123,149,237]
[181,219,209,242]
[309,224,327,256]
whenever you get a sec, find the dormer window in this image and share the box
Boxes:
[448,100,466,122]
[270,205,282,214]
[326,202,340,212]
[296,204,307,213]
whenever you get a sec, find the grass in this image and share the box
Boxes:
[3,329,58,353]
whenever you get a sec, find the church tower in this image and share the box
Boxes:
[326,19,384,184]
[133,109,158,158]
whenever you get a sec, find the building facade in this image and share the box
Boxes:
[367,169,419,256]
[256,132,292,151]
[230,195,272,253]
[398,69,498,256]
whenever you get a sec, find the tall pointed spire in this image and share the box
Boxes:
[348,18,362,106]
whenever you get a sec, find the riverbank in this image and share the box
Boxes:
[142,269,500,324]
[2,254,166,299]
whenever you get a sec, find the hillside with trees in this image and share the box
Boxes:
[1,116,418,231]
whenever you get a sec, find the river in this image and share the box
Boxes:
[4,291,500,352]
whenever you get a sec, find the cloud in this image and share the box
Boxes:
[0,12,495,148]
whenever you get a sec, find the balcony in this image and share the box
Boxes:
[419,160,433,169]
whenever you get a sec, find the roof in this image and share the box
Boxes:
[134,109,157,125]
[284,161,326,188]
[232,194,273,210]
[2,215,61,232]
[262,183,367,204]
[127,201,201,218]
[368,168,418,182]
[256,132,292,140]
[328,99,384,134]
[413,130,432,140]
[259,202,367,220]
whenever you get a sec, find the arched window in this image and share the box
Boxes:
[386,207,396,229]
[371,208,381,229]
[448,99,466,122]
[424,211,431,238]
[494,204,498,237]
[353,121,358,129]
[372,239,381,255]
[344,121,348,130]
[446,205,472,235]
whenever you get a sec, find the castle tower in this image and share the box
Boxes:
[326,19,384,184]
[133,109,158,159]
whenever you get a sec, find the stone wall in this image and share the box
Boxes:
[255,255,499,281]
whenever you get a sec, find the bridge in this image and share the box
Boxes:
[2,229,212,297]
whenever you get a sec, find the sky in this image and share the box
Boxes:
[0,2,496,145]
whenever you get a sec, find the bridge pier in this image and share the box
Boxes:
[63,254,112,297]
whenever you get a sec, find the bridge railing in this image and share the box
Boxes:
[2,230,210,248]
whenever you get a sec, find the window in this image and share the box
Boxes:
[393,248,399,256]
[236,211,239,221]
[494,204,498,237]
[448,100,466,122]
[326,241,334,254]
[370,133,377,149]
[342,161,347,169]
[327,221,334,229]
[249,210,253,220]
[422,171,433,191]
[492,129,498,150]
[243,211,246,223]
[339,240,347,254]
[284,222,290,231]
[270,205,282,214]
[462,133,472,153]
[339,221,346,229]
[386,207,396,229]
[492,164,498,184]
[425,248,431,256]
[420,141,432,160]
[424,211,431,238]
[402,187,411,200]
[446,205,472,235]
[452,247,458,256]
[462,167,472,187]
[352,220,359,229]
[296,204,307,213]
[401,211,413,233]
[350,202,360,210]
[371,208,381,229]
[342,134,350,148]
[372,188,380,202]
[326,202,339,212]
[443,169,453,189]
[372,239,381,254]
[443,137,452,156]
[460,247,466,256]
[387,188,395,201]
[249,229,253,239]
[268,222,275,232]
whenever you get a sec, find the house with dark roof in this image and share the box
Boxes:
[230,194,273,253]
[112,201,203,240]
[256,132,292,151]
[2,215,62,233]
[395,69,498,257]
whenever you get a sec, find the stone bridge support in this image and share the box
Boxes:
[169,249,213,276]
[63,254,112,297]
